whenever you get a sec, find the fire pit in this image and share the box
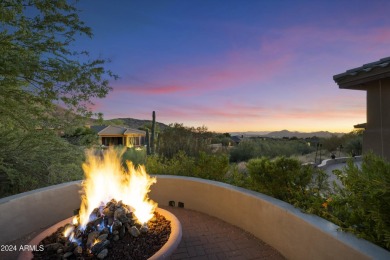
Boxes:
[18,207,181,260]
[18,148,181,259]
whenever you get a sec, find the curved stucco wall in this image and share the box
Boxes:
[0,176,388,259]
[0,181,82,244]
[317,156,362,170]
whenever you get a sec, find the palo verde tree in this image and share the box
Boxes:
[157,123,213,159]
[0,0,116,197]
[0,0,116,130]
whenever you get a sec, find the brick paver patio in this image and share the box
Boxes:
[164,206,285,260]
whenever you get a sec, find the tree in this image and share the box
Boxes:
[322,135,343,153]
[0,0,116,130]
[0,0,116,197]
[157,123,213,159]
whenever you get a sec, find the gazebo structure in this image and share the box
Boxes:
[333,57,390,160]
[91,125,146,147]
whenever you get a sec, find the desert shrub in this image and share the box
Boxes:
[0,129,84,197]
[247,157,329,210]
[157,123,212,159]
[193,152,229,181]
[121,147,147,167]
[146,151,195,176]
[229,139,315,162]
[331,153,390,250]
[146,151,228,181]
[62,127,99,147]
[247,157,309,199]
[224,163,251,188]
[229,140,258,162]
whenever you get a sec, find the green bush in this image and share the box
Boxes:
[146,151,229,181]
[229,139,315,162]
[121,147,147,167]
[157,123,212,159]
[62,127,99,147]
[331,153,390,250]
[146,151,195,176]
[194,152,229,181]
[0,129,84,198]
[247,157,329,211]
[224,163,251,188]
[229,140,258,162]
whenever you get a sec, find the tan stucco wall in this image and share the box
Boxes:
[150,176,388,260]
[0,181,81,244]
[1,177,388,259]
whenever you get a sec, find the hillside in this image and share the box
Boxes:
[105,117,169,131]
[230,130,344,138]
[264,130,344,138]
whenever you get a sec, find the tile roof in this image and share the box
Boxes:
[98,125,126,135]
[124,128,146,135]
[90,125,108,133]
[93,125,146,135]
[333,57,390,87]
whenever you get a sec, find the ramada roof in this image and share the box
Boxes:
[333,57,390,89]
[92,125,145,135]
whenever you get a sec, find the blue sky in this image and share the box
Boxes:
[74,0,390,132]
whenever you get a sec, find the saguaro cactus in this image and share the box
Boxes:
[146,128,151,155]
[151,111,156,155]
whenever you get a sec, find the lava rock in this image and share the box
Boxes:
[45,242,62,252]
[98,233,108,241]
[97,248,108,259]
[112,219,122,231]
[73,245,82,255]
[94,216,104,227]
[119,225,126,238]
[63,251,73,259]
[101,227,110,234]
[87,231,100,247]
[130,226,140,237]
[140,225,148,234]
[107,217,114,226]
[114,207,129,223]
[103,206,114,218]
[91,239,110,255]
[33,211,171,260]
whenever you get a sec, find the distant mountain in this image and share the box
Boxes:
[105,118,169,131]
[229,131,270,137]
[264,130,344,139]
[229,130,344,138]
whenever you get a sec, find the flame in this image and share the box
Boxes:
[72,216,78,225]
[93,239,100,246]
[63,225,74,237]
[78,148,157,229]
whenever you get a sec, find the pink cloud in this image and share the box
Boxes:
[258,26,390,59]
[111,83,187,95]
[112,26,390,99]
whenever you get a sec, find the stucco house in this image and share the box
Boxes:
[333,57,390,160]
[90,125,146,148]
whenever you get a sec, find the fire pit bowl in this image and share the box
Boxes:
[18,207,182,260]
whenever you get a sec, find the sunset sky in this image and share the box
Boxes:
[75,0,390,133]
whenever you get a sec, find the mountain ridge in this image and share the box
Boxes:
[101,117,169,131]
[103,118,344,138]
[230,129,344,138]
